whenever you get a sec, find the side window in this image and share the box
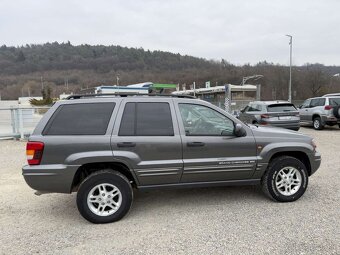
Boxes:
[242,106,250,112]
[247,104,262,112]
[43,103,115,135]
[179,104,235,136]
[119,102,174,136]
[310,98,324,107]
[118,103,135,136]
[318,98,326,106]
[301,99,311,108]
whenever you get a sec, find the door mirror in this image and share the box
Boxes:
[234,123,246,137]
[297,105,302,109]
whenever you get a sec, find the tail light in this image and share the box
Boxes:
[261,114,270,119]
[26,142,44,165]
[324,105,333,110]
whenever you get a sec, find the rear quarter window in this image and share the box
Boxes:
[329,98,340,106]
[43,103,115,135]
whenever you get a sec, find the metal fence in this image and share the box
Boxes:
[0,107,50,139]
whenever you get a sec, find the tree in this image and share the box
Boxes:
[16,50,26,62]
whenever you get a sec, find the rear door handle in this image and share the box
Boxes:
[117,142,136,148]
[187,142,205,147]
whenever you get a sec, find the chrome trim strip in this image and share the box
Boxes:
[184,168,252,174]
[139,172,179,177]
[136,168,181,173]
[184,164,254,171]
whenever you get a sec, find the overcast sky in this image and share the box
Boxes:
[1,0,339,65]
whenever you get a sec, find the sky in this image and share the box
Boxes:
[1,0,339,66]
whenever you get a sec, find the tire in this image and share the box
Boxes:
[313,117,324,130]
[261,156,308,202]
[77,170,133,224]
[333,106,340,118]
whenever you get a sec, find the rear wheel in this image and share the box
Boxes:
[313,117,324,130]
[262,156,308,202]
[77,170,133,224]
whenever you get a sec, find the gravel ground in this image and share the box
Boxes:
[0,127,339,255]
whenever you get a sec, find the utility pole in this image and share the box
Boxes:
[193,82,196,97]
[286,34,293,102]
[40,76,44,90]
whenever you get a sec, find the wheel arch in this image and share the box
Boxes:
[268,151,312,176]
[312,114,321,120]
[71,161,138,192]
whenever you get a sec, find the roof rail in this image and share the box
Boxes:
[66,93,196,100]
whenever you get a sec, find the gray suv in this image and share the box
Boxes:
[239,101,300,131]
[23,94,321,223]
[299,96,340,130]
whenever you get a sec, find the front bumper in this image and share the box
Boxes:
[308,151,321,176]
[22,164,80,193]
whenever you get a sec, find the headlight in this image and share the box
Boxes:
[311,139,317,151]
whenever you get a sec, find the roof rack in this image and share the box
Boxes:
[66,93,196,100]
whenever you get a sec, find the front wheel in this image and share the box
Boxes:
[262,156,308,202]
[313,117,324,130]
[77,170,133,224]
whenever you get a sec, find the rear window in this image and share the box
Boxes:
[43,103,115,135]
[329,98,340,106]
[267,104,296,112]
[119,102,174,136]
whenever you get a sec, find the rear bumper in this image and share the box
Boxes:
[308,151,321,176]
[321,115,340,125]
[260,121,300,130]
[22,164,80,193]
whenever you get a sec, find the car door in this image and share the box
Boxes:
[174,101,257,183]
[299,99,311,123]
[111,98,183,186]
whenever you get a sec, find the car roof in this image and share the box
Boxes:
[322,93,340,97]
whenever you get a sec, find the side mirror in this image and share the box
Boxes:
[234,123,247,137]
[297,105,302,109]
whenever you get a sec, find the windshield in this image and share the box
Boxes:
[267,104,297,112]
[329,98,340,106]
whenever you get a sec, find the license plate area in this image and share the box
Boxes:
[279,116,292,120]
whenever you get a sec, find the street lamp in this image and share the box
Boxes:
[241,75,264,100]
[286,34,293,102]
[241,74,264,86]
[330,73,340,90]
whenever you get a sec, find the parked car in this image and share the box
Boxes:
[238,101,300,131]
[23,94,321,223]
[298,96,340,130]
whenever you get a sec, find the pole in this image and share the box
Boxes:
[194,82,196,96]
[256,84,261,100]
[286,35,293,102]
[41,76,44,90]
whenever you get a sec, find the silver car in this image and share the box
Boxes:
[298,96,340,130]
[239,101,300,131]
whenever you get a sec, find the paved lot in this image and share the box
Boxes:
[0,127,339,255]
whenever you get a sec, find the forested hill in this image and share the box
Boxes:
[0,42,339,100]
[0,42,215,75]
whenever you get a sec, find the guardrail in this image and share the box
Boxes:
[0,107,50,139]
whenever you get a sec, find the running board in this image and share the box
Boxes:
[137,179,261,190]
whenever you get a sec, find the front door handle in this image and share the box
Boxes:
[117,142,136,148]
[187,142,205,147]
